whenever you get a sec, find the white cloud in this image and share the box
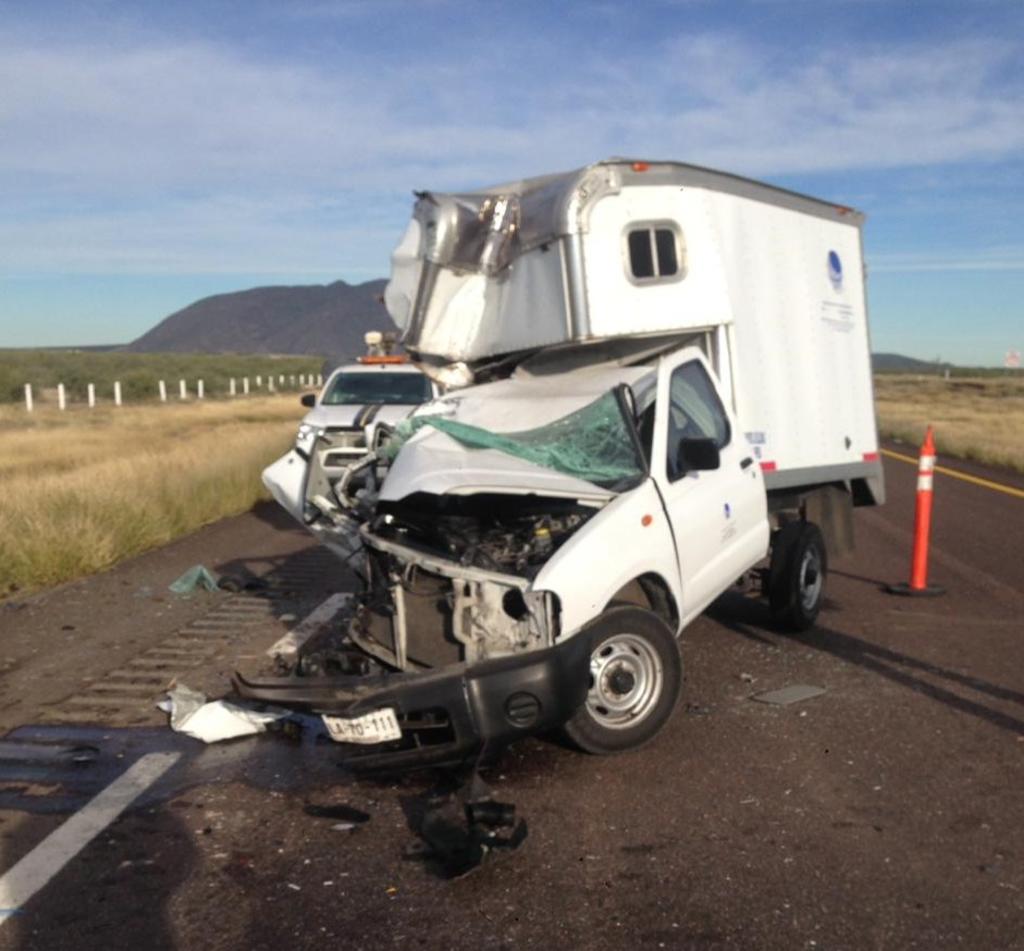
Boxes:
[0,27,1022,274]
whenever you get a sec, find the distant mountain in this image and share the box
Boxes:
[872,352,950,372]
[128,279,393,356]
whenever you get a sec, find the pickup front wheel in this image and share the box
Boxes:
[563,606,682,755]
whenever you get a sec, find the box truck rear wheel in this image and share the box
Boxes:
[769,522,828,632]
[563,606,682,755]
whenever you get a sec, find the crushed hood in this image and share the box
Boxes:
[302,403,419,430]
[378,364,654,503]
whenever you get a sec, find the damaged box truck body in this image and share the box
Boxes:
[239,159,883,769]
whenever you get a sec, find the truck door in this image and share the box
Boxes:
[650,347,769,624]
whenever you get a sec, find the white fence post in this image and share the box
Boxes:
[256,375,262,388]
[57,383,66,411]
[243,377,250,395]
[290,375,296,388]
[197,379,205,400]
[179,379,187,400]
[317,373,323,387]
[114,381,122,406]
[87,383,95,409]
[24,384,33,412]
[158,380,167,402]
[279,374,284,387]
[268,376,275,392]
[229,378,236,397]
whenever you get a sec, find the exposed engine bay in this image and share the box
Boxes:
[342,493,599,671]
[372,493,598,576]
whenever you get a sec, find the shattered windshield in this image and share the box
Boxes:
[322,372,432,406]
[382,388,645,489]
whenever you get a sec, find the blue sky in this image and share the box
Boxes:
[1,0,1022,364]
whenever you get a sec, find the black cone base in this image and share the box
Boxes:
[885,581,946,597]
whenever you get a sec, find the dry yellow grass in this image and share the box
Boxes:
[0,397,305,597]
[874,375,1024,472]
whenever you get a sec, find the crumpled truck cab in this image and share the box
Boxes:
[240,348,768,769]
[237,158,883,770]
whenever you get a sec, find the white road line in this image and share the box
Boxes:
[266,592,353,659]
[0,751,181,923]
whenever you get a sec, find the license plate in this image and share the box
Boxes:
[322,708,401,744]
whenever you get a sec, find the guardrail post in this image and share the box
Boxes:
[229,378,236,397]
[24,384,33,412]
[57,383,66,411]
[114,381,122,406]
[87,383,95,408]
[179,379,187,400]
[268,376,275,392]
[243,377,250,395]
[158,380,167,402]
[197,379,205,400]
[256,375,262,388]
[316,374,323,387]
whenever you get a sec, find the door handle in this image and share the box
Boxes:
[740,457,754,470]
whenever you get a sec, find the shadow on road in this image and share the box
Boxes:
[11,802,195,951]
[710,593,1024,736]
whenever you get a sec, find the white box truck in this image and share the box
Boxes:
[239,158,883,770]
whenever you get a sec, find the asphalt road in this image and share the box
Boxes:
[0,450,1021,950]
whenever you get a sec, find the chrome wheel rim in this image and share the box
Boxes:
[798,546,823,613]
[586,633,663,729]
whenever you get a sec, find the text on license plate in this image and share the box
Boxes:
[322,708,401,744]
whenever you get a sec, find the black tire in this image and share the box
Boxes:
[769,521,828,632]
[563,606,682,755]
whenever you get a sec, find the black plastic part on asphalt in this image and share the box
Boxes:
[401,768,528,879]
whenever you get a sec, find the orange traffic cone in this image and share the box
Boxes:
[886,425,945,596]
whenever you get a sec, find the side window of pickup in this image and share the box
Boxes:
[666,361,731,480]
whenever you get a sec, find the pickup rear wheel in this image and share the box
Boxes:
[768,521,828,632]
[563,606,682,755]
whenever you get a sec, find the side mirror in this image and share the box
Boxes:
[300,393,316,408]
[676,437,720,474]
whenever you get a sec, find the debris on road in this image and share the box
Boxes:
[751,684,827,706]
[158,683,286,742]
[405,772,528,879]
[303,803,371,824]
[168,565,219,595]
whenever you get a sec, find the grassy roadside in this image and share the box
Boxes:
[874,375,1024,473]
[0,397,304,598]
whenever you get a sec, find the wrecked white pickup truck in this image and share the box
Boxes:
[236,159,884,770]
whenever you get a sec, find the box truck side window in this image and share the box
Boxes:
[625,222,684,284]
[666,361,731,480]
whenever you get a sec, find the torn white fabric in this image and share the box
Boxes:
[158,684,286,743]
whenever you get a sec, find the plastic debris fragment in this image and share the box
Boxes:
[158,684,286,742]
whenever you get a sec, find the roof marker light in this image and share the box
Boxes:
[632,161,650,172]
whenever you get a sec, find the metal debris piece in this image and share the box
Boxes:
[751,684,827,706]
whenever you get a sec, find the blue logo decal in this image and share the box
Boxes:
[827,250,843,291]
[724,503,731,519]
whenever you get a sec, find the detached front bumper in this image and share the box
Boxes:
[232,635,592,771]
